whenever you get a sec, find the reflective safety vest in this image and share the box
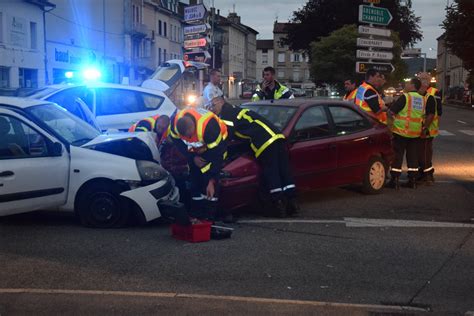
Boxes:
[129,115,160,132]
[251,82,294,101]
[425,87,439,137]
[343,89,357,101]
[354,82,388,125]
[171,107,228,152]
[391,92,425,138]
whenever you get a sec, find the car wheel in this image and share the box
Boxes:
[362,157,386,194]
[76,182,130,228]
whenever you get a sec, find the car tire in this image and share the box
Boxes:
[362,156,386,194]
[76,182,131,228]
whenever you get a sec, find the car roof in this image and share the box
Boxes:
[0,96,52,109]
[45,83,167,95]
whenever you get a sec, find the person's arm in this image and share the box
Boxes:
[364,90,382,113]
[280,87,294,99]
[435,90,443,116]
[388,94,406,116]
[423,95,436,134]
[200,118,227,179]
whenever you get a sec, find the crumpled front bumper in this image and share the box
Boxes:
[120,176,180,222]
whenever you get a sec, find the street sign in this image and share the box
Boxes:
[357,50,393,60]
[401,48,422,57]
[184,4,207,23]
[184,24,210,36]
[358,5,393,26]
[184,38,208,49]
[356,62,394,73]
[363,0,381,3]
[358,25,391,37]
[184,50,211,63]
[357,37,394,49]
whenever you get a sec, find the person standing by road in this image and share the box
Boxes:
[208,97,299,217]
[252,67,294,101]
[343,79,357,101]
[202,69,224,107]
[387,78,425,189]
[354,69,388,124]
[417,72,442,185]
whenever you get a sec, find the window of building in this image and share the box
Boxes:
[0,12,3,43]
[164,22,167,37]
[278,71,284,79]
[158,20,162,36]
[0,67,9,88]
[164,49,167,61]
[293,70,300,82]
[158,48,162,64]
[292,53,300,62]
[18,68,38,88]
[262,48,268,53]
[132,40,140,58]
[30,22,37,50]
[293,106,331,140]
[132,4,140,25]
[278,53,285,63]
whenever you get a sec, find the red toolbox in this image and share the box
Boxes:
[171,221,212,243]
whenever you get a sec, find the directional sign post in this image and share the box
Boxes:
[357,50,393,60]
[358,5,393,26]
[184,4,207,23]
[358,25,391,38]
[184,38,208,49]
[357,38,394,49]
[184,51,211,63]
[356,62,394,74]
[184,24,210,36]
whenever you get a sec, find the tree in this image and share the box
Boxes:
[442,0,474,86]
[286,0,421,53]
[310,25,407,89]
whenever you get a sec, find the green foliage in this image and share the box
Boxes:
[286,0,421,53]
[442,0,474,86]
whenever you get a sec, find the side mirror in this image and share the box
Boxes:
[51,142,63,157]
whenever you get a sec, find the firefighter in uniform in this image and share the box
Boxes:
[417,72,442,185]
[128,115,170,147]
[168,107,228,221]
[343,79,357,101]
[387,78,425,189]
[208,97,298,217]
[252,66,294,101]
[354,69,388,124]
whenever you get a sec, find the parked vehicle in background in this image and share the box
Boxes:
[28,83,177,131]
[291,88,307,97]
[0,97,181,228]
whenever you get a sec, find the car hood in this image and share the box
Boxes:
[81,132,160,162]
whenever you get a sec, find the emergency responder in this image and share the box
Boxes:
[208,96,298,217]
[169,107,228,221]
[202,69,224,107]
[129,115,170,147]
[252,66,294,101]
[417,72,442,185]
[354,69,388,124]
[387,78,425,189]
[343,79,357,101]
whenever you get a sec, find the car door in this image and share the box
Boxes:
[0,111,69,216]
[327,105,374,184]
[94,88,166,131]
[288,105,338,190]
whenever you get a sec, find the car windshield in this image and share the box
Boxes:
[240,104,297,130]
[26,103,100,146]
[23,87,61,99]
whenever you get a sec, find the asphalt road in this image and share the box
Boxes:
[0,103,473,315]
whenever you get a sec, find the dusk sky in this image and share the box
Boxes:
[200,0,448,59]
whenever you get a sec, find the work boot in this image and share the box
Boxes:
[416,174,427,185]
[425,173,435,186]
[402,178,417,189]
[286,198,300,216]
[273,198,287,218]
[387,177,400,190]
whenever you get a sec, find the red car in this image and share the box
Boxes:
[215,99,394,211]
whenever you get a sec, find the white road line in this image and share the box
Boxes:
[459,130,474,136]
[344,217,474,228]
[438,130,455,136]
[457,120,468,124]
[0,288,428,312]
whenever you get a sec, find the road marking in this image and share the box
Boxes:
[438,130,455,136]
[240,218,474,228]
[457,120,468,125]
[0,288,428,312]
[344,217,474,228]
[459,130,474,136]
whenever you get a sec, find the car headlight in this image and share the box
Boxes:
[136,160,168,182]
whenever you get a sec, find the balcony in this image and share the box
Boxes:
[127,23,148,38]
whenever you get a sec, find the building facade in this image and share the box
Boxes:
[273,22,314,90]
[436,34,469,95]
[0,0,54,94]
[256,39,274,80]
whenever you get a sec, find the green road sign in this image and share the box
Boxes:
[358,5,393,26]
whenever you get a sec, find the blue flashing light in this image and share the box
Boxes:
[65,71,74,79]
[83,68,101,81]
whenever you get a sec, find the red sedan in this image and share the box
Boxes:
[216,99,394,211]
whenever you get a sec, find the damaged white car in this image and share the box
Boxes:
[0,97,182,228]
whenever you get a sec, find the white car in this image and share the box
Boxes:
[28,83,177,131]
[0,97,182,228]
